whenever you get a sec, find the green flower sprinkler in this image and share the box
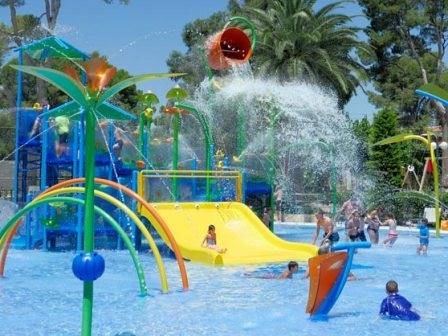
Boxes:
[12,58,183,336]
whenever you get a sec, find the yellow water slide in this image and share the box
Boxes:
[139,202,317,266]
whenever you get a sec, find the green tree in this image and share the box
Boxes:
[359,0,448,184]
[0,112,14,159]
[368,107,404,187]
[166,11,228,90]
[352,116,370,168]
[245,0,371,105]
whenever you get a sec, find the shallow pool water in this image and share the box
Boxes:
[0,225,447,336]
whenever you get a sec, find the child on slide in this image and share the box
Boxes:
[202,225,227,253]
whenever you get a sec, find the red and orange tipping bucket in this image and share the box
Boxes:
[206,17,256,71]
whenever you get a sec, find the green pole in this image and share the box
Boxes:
[330,154,337,218]
[237,103,246,157]
[146,117,153,163]
[268,105,278,231]
[172,112,180,201]
[139,112,145,163]
[81,107,96,336]
[175,102,213,201]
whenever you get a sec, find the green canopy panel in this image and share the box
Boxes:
[166,85,188,100]
[41,101,82,119]
[96,102,137,121]
[16,36,89,61]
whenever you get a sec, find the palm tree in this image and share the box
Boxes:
[246,0,371,105]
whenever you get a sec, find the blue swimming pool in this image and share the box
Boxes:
[0,225,447,336]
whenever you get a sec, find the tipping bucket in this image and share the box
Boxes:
[206,27,253,70]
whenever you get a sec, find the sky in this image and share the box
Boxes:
[0,0,376,120]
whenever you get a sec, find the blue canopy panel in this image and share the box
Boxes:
[245,179,272,195]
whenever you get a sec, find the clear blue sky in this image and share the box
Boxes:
[0,0,376,120]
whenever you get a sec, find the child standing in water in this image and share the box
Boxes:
[417,218,430,255]
[383,213,398,247]
[202,225,227,253]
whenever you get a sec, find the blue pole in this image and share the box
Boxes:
[40,108,49,251]
[13,50,23,203]
[25,192,32,248]
[313,242,371,317]
[108,122,114,181]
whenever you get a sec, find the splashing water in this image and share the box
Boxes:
[189,72,360,195]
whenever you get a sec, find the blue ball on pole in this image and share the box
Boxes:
[72,252,105,281]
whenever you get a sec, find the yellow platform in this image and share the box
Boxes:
[140,202,317,266]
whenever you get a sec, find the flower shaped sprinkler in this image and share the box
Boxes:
[163,85,189,200]
[137,90,160,169]
[12,58,183,336]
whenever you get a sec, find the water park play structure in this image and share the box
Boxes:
[375,83,448,237]
[306,241,370,319]
[0,18,368,335]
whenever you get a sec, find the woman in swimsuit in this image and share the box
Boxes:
[366,209,381,244]
[202,225,227,253]
[383,213,398,247]
[312,210,339,246]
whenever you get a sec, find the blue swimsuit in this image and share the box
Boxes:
[380,294,420,321]
[419,225,429,246]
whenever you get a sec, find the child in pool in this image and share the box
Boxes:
[202,225,227,253]
[417,219,430,255]
[278,261,299,279]
[244,261,300,280]
[382,213,398,247]
[380,280,420,321]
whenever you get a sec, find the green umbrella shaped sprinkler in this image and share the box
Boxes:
[11,58,183,336]
[163,85,188,200]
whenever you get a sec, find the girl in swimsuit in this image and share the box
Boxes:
[383,213,398,247]
[202,225,227,253]
[367,209,381,244]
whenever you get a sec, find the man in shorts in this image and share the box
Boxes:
[312,209,339,246]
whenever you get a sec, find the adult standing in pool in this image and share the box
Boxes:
[312,209,339,246]
[366,209,382,244]
[274,186,284,222]
[340,197,360,237]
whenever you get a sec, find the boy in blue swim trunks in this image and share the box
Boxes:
[417,219,429,255]
[380,280,420,321]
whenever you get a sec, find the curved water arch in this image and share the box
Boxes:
[0,187,169,293]
[39,177,189,290]
[0,196,148,296]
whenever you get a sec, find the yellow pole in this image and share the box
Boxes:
[427,133,441,237]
